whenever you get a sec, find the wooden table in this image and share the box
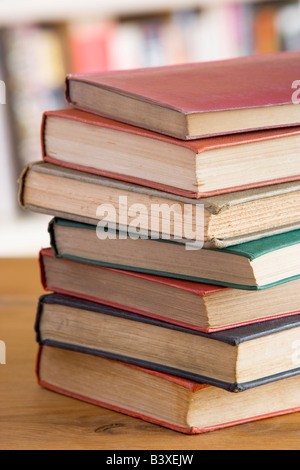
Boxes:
[0,258,299,450]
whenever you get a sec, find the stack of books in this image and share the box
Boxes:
[19,51,300,434]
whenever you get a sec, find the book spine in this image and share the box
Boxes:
[18,163,31,209]
[39,249,49,292]
[64,76,72,107]
[47,219,59,256]
[40,111,47,160]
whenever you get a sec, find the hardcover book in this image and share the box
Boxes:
[19,161,300,249]
[40,247,300,333]
[49,218,300,290]
[35,293,300,392]
[37,345,300,434]
[42,109,300,198]
[65,51,300,140]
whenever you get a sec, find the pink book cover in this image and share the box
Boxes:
[65,51,300,139]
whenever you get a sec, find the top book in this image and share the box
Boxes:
[66,51,300,140]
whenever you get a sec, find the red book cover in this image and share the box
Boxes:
[41,108,300,198]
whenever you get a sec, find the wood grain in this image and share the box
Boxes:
[0,258,299,450]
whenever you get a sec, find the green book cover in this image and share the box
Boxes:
[48,218,300,290]
[218,229,300,260]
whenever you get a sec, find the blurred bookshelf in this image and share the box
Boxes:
[0,0,286,25]
[0,0,299,256]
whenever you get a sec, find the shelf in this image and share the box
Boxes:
[0,0,279,26]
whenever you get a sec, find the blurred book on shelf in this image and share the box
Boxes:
[67,21,117,73]
[65,2,300,72]
[277,3,300,51]
[0,104,16,220]
[0,43,16,220]
[1,25,66,176]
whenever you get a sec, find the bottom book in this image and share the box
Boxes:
[37,345,300,435]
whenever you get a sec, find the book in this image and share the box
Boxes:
[65,51,300,140]
[49,218,300,290]
[35,293,300,392]
[42,109,300,199]
[0,48,16,219]
[254,6,279,55]
[277,3,300,52]
[67,21,117,74]
[19,161,300,249]
[40,246,300,333]
[1,25,66,172]
[37,345,300,435]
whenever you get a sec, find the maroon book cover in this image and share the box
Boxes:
[65,51,300,139]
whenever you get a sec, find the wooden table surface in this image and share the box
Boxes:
[0,257,299,450]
